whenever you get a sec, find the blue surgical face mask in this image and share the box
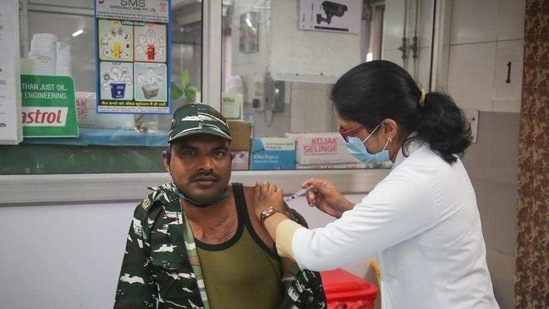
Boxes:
[345,124,390,163]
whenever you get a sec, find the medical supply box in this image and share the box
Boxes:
[251,137,295,170]
[76,92,135,130]
[286,132,363,165]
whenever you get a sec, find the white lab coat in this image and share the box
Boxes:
[292,142,499,309]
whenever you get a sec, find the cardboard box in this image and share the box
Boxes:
[251,137,296,170]
[222,92,243,120]
[231,150,249,170]
[286,132,363,165]
[228,121,252,150]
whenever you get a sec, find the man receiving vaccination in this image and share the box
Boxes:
[114,102,326,309]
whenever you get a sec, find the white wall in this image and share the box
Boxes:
[0,194,372,309]
[0,202,134,309]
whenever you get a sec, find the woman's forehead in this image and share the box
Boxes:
[335,113,361,128]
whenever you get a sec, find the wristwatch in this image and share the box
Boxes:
[260,206,279,223]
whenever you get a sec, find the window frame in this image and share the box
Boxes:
[0,0,449,205]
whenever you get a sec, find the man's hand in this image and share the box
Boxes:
[254,181,286,220]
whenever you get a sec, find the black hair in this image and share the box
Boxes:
[330,60,472,164]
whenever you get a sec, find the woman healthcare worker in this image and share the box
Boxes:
[253,60,500,309]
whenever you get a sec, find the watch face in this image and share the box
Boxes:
[260,206,275,222]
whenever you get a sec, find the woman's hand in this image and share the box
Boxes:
[302,178,354,218]
[254,181,286,220]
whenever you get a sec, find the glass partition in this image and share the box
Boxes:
[0,0,202,174]
[0,0,434,175]
[221,0,434,171]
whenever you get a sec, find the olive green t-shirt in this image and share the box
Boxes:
[197,227,283,309]
[196,184,283,309]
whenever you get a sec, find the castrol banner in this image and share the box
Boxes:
[21,107,68,127]
[21,75,78,137]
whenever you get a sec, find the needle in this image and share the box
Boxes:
[284,185,313,203]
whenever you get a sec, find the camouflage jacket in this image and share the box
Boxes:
[114,182,326,309]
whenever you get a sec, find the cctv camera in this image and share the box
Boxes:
[317,1,348,25]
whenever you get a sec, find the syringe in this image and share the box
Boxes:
[284,185,313,203]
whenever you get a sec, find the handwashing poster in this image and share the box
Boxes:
[95,0,170,114]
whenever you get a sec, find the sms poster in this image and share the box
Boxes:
[95,0,171,114]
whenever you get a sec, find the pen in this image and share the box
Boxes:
[284,185,313,202]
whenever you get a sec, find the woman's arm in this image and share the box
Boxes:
[256,170,437,271]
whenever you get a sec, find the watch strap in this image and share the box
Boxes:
[260,206,279,223]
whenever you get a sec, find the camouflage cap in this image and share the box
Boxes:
[168,102,232,143]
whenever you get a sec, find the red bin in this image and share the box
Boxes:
[321,268,379,309]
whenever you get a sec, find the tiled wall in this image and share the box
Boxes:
[461,112,519,308]
[448,0,526,308]
[449,0,525,113]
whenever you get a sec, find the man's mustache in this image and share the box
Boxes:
[191,172,219,181]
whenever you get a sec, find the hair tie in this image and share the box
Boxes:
[418,89,427,107]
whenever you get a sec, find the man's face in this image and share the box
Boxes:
[163,134,232,203]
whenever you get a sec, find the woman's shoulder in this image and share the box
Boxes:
[401,143,453,170]
[380,145,456,195]
[388,144,471,199]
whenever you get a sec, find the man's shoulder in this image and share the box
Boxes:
[232,182,255,201]
[236,183,308,228]
[240,184,255,194]
[135,182,180,215]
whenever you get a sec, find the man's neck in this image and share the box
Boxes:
[182,190,238,244]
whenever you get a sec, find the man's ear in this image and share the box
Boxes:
[162,149,171,173]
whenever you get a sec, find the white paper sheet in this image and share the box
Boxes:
[0,0,23,144]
